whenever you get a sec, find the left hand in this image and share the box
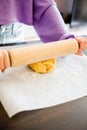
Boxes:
[75,37,87,56]
[0,49,10,73]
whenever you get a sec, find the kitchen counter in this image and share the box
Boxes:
[0,96,87,130]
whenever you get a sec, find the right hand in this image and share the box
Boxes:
[0,49,10,72]
[75,37,87,56]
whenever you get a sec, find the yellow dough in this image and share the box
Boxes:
[28,59,56,74]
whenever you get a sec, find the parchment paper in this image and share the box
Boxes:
[0,54,87,117]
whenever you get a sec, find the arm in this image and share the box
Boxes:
[33,0,74,43]
[33,0,87,55]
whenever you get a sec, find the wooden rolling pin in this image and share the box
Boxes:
[8,39,78,67]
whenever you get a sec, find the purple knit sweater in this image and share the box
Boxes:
[0,0,74,42]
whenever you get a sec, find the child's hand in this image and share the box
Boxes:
[0,49,10,73]
[75,37,87,56]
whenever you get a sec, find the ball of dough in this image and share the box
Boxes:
[28,59,56,74]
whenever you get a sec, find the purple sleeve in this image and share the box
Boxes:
[33,0,74,43]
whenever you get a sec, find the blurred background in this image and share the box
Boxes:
[55,0,87,27]
[55,0,74,23]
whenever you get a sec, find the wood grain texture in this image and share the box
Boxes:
[1,97,87,130]
[8,39,78,67]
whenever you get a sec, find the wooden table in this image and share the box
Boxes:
[0,96,87,130]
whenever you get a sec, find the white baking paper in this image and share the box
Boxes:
[0,54,87,117]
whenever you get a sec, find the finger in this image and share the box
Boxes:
[0,52,5,71]
[84,39,87,49]
[76,37,85,50]
[75,49,83,56]
[3,50,10,68]
[1,50,10,73]
[2,68,6,73]
[76,37,87,50]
